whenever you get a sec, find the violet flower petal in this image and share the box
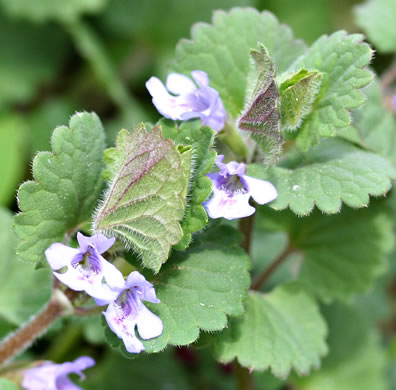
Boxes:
[103,302,145,353]
[45,243,80,271]
[191,70,210,87]
[146,71,226,132]
[204,189,255,220]
[45,233,123,304]
[136,305,163,340]
[76,232,115,254]
[103,271,162,354]
[243,176,278,205]
[146,77,185,120]
[166,73,196,95]
[125,271,160,303]
[22,356,95,390]
[204,155,277,220]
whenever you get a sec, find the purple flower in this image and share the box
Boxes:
[393,94,396,111]
[204,155,278,220]
[22,356,95,390]
[146,70,226,132]
[103,271,163,353]
[45,232,124,305]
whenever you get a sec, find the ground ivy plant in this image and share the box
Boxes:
[1,6,396,390]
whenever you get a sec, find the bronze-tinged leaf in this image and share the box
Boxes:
[238,44,282,165]
[94,123,191,273]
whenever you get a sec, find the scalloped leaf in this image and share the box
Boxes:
[290,31,374,151]
[14,112,106,265]
[296,204,393,302]
[104,225,250,356]
[294,304,386,390]
[279,69,322,131]
[173,8,306,119]
[212,283,327,378]
[344,79,396,164]
[94,124,191,273]
[158,119,216,250]
[355,0,396,53]
[248,138,396,216]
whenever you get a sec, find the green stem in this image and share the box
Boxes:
[63,19,146,122]
[218,121,249,161]
[239,215,255,255]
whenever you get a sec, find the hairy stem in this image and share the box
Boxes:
[63,19,147,122]
[0,290,73,366]
[251,244,294,291]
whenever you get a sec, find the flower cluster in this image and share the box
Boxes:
[45,233,163,354]
[22,356,95,390]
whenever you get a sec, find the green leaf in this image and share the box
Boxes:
[158,119,216,250]
[257,201,393,302]
[212,283,327,378]
[355,0,396,53]
[345,79,396,164]
[278,69,322,131]
[0,207,52,326]
[0,14,68,109]
[94,124,191,273]
[0,0,107,22]
[238,44,282,165]
[173,8,306,119]
[291,31,373,151]
[14,112,106,265]
[0,114,26,206]
[295,304,386,390]
[105,226,250,354]
[298,205,393,302]
[248,138,396,216]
